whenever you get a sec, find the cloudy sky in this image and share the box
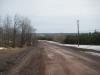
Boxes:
[0,0,100,33]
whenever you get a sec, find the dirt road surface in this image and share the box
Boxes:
[1,40,100,75]
[40,41,100,75]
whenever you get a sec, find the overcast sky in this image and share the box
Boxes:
[0,0,100,33]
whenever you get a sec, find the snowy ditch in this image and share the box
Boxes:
[46,41,100,57]
[0,47,7,50]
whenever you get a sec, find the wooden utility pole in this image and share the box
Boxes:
[77,20,80,47]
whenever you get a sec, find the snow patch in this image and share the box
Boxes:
[47,41,100,51]
[0,47,7,50]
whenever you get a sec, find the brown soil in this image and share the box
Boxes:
[41,41,100,75]
[0,41,100,75]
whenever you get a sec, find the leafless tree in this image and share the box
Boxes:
[0,15,36,48]
[0,16,3,46]
[12,15,21,47]
[3,16,12,47]
[20,17,32,47]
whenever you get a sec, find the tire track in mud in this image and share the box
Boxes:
[42,41,100,75]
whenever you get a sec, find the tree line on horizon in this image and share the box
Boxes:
[37,32,100,45]
[0,15,36,48]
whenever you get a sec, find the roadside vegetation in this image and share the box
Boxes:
[0,15,36,48]
[0,15,38,74]
[37,32,100,45]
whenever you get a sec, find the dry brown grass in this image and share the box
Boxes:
[0,45,46,75]
[0,47,29,74]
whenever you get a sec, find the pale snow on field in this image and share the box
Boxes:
[0,47,7,50]
[47,41,100,51]
[40,40,100,56]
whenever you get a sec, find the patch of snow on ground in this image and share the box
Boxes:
[47,41,100,51]
[0,47,7,50]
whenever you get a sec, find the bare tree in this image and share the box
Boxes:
[12,15,21,47]
[20,18,26,47]
[3,16,12,47]
[26,24,33,46]
[0,15,36,48]
[20,17,36,47]
[0,16,3,46]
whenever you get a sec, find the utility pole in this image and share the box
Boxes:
[77,20,80,47]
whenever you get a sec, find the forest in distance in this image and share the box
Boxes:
[0,15,100,48]
[37,32,100,45]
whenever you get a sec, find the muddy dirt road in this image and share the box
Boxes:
[2,41,100,75]
[41,41,100,75]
